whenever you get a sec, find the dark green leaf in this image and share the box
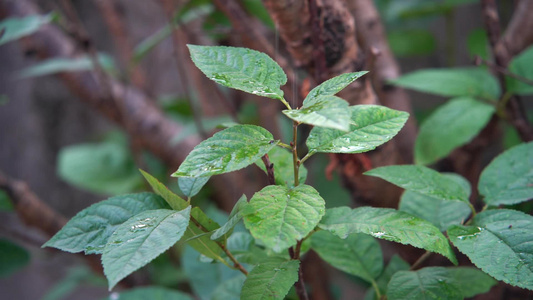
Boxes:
[0,239,30,277]
[507,45,533,95]
[307,105,408,153]
[172,125,278,177]
[365,165,469,203]
[448,209,533,290]
[188,45,287,100]
[242,184,325,252]
[178,176,210,198]
[211,195,247,241]
[364,255,410,300]
[450,267,497,298]
[467,28,489,60]
[105,286,193,300]
[283,95,351,131]
[319,206,457,264]
[0,190,13,212]
[478,142,533,206]
[211,275,246,300]
[387,267,462,300]
[18,54,116,78]
[57,142,142,195]
[311,231,383,282]
[182,207,224,260]
[240,258,300,300]
[388,29,436,57]
[390,68,500,100]
[43,193,169,254]
[303,72,367,106]
[139,169,188,210]
[255,146,307,187]
[415,97,495,165]
[0,14,54,45]
[102,207,191,289]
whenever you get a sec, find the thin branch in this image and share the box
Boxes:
[261,154,276,185]
[289,247,310,300]
[475,55,533,86]
[410,251,432,271]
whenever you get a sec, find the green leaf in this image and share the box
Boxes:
[388,29,436,57]
[183,207,224,260]
[0,239,30,277]
[211,195,247,241]
[390,67,500,100]
[364,255,410,300]
[387,267,461,300]
[105,286,193,300]
[0,190,13,212]
[211,275,246,300]
[303,72,368,106]
[242,185,325,252]
[478,142,533,206]
[172,125,278,178]
[467,28,489,60]
[0,14,54,45]
[255,147,307,187]
[240,258,300,300]
[450,267,497,298]
[188,45,287,100]
[448,209,533,290]
[283,95,351,131]
[307,105,408,153]
[507,45,533,95]
[43,193,169,254]
[319,206,457,264]
[57,142,142,195]
[18,54,116,78]
[365,165,469,203]
[415,97,495,165]
[311,231,383,282]
[399,173,471,231]
[139,169,188,210]
[178,176,210,198]
[102,207,191,289]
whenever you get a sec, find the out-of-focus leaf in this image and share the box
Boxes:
[467,28,489,60]
[18,54,116,78]
[0,190,13,212]
[507,45,533,95]
[388,29,436,57]
[0,13,55,45]
[0,239,30,277]
[178,176,210,198]
[106,286,193,300]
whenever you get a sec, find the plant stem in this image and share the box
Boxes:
[468,203,478,218]
[410,251,432,270]
[277,142,292,149]
[371,280,382,299]
[299,151,315,165]
[280,97,292,110]
[289,247,310,300]
[292,121,300,187]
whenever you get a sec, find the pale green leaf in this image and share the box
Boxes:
[102,207,191,289]
[188,45,287,100]
[415,97,495,165]
[43,193,169,254]
[106,286,193,300]
[507,45,533,95]
[211,275,246,300]
[319,206,457,264]
[399,173,472,231]
[182,207,224,260]
[390,67,500,100]
[448,209,533,290]
[242,184,325,252]
[18,54,116,78]
[365,165,469,203]
[311,231,383,282]
[388,29,436,57]
[139,169,188,210]
[307,105,408,153]
[57,142,142,195]
[364,255,410,300]
[0,239,30,277]
[283,95,351,131]
[240,258,300,300]
[211,195,247,241]
[387,267,461,300]
[172,125,278,177]
[478,142,533,206]
[178,176,210,198]
[255,147,307,187]
[303,72,368,106]
[0,14,54,45]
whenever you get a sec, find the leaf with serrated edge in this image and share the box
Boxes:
[387,267,463,300]
[102,207,191,289]
[478,142,533,206]
[303,72,368,106]
[183,207,224,260]
[319,206,457,264]
[255,147,307,187]
[415,97,495,165]
[311,231,383,282]
[364,255,410,300]
[43,193,169,254]
[211,195,247,240]
[306,105,408,154]
[188,45,286,100]
[283,95,351,131]
[365,165,469,203]
[178,176,210,198]
[139,169,188,210]
[240,258,300,300]
[172,125,278,178]
[242,184,325,252]
[448,209,533,290]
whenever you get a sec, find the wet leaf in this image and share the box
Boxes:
[303,72,367,106]
[283,95,351,131]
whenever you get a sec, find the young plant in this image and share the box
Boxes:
[43,45,532,299]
